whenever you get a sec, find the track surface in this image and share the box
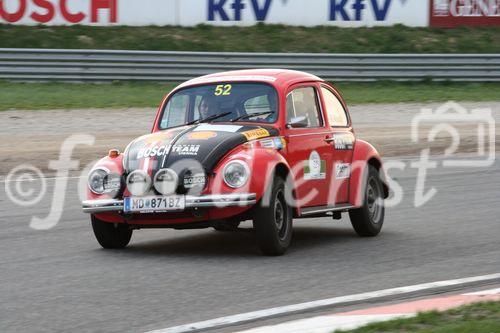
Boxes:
[1,102,499,332]
[1,156,499,333]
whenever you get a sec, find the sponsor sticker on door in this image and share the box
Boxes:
[304,150,326,180]
[336,163,351,179]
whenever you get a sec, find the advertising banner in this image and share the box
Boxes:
[430,0,500,27]
[0,0,429,27]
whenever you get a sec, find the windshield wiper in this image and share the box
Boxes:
[231,111,275,122]
[186,112,232,125]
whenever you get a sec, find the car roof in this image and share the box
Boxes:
[177,69,324,89]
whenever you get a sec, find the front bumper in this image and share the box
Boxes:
[82,193,257,214]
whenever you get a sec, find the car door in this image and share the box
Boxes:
[283,84,335,208]
[319,85,355,204]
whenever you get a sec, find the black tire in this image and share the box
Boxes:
[91,215,132,249]
[213,219,241,232]
[253,177,293,256]
[349,165,385,237]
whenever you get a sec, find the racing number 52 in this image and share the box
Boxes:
[215,84,232,96]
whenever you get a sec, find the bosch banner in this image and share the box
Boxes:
[0,0,429,26]
[430,0,500,27]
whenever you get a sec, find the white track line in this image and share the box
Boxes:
[145,273,500,333]
[236,314,413,333]
[464,287,500,296]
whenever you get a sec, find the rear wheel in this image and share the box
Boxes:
[349,165,385,237]
[91,216,132,249]
[253,177,293,256]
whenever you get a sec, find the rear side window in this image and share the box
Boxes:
[321,87,348,127]
[286,87,322,128]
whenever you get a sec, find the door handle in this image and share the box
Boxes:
[324,137,335,143]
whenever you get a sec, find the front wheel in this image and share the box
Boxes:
[253,177,293,256]
[349,165,385,237]
[91,216,132,249]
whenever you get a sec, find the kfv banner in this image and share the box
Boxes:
[0,0,429,26]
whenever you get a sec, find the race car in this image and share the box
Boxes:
[82,69,388,255]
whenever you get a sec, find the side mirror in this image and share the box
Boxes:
[287,116,308,128]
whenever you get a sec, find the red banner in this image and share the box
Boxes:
[0,0,117,24]
[430,0,500,27]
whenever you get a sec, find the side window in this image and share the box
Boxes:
[286,87,322,128]
[160,94,189,128]
[243,94,277,122]
[321,87,348,127]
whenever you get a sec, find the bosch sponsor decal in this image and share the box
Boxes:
[335,163,351,179]
[137,144,200,158]
[186,131,218,140]
[242,128,270,141]
[0,0,117,24]
[430,0,500,27]
[333,133,355,150]
[137,144,170,159]
[304,150,326,180]
[183,173,207,189]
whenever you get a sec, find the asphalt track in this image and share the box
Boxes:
[1,155,499,333]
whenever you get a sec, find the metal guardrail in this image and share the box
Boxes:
[0,48,499,82]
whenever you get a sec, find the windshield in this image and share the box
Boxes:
[159,83,278,129]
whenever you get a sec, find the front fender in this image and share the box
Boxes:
[349,140,388,207]
[211,145,292,203]
[86,154,124,201]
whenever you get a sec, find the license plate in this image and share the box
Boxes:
[124,195,185,213]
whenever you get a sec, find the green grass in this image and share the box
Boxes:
[1,81,499,111]
[334,301,500,333]
[2,24,500,53]
[0,81,175,110]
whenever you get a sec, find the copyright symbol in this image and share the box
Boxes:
[5,164,47,206]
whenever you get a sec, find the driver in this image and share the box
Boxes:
[198,95,218,119]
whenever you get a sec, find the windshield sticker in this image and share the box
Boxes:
[336,163,351,179]
[194,124,242,133]
[242,128,270,141]
[304,151,326,180]
[192,75,277,84]
[214,84,232,96]
[186,131,217,140]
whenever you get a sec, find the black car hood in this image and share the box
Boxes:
[124,123,279,175]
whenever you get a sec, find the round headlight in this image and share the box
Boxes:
[88,169,122,196]
[223,160,250,188]
[126,170,152,196]
[153,169,178,195]
[88,168,108,194]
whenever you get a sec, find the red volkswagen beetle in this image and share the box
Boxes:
[83,69,388,255]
